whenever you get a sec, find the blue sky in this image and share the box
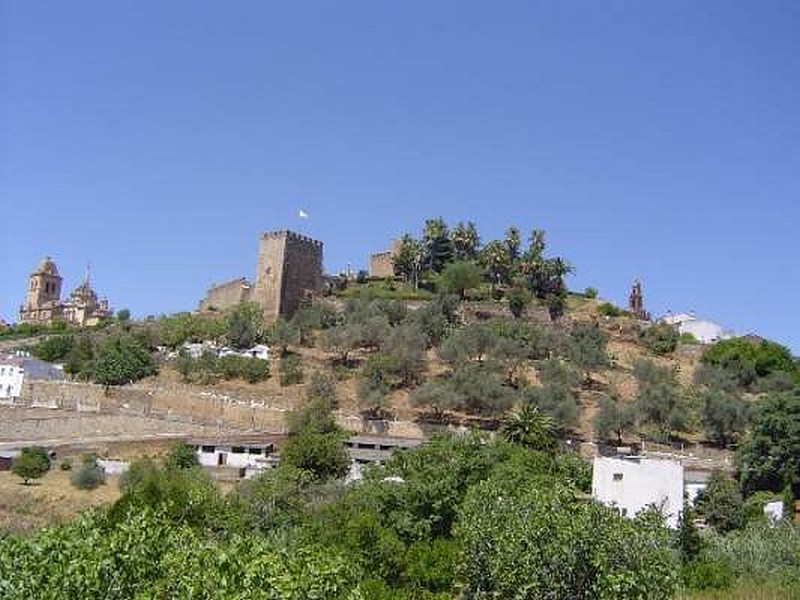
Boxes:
[2,2,799,352]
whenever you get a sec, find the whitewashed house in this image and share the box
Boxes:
[0,352,64,403]
[195,441,277,478]
[218,344,270,361]
[0,358,24,401]
[661,312,733,344]
[592,456,684,528]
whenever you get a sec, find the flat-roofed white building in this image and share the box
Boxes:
[661,312,733,344]
[0,352,64,403]
[592,456,684,528]
[0,359,24,400]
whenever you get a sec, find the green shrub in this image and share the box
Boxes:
[679,332,698,344]
[507,286,532,318]
[11,446,50,485]
[93,334,156,386]
[164,442,199,470]
[682,555,734,591]
[598,302,626,317]
[218,355,269,383]
[456,482,679,599]
[703,523,800,589]
[584,287,598,299]
[30,335,74,362]
[280,354,304,386]
[701,337,798,389]
[59,458,73,471]
[70,455,106,491]
[640,323,680,355]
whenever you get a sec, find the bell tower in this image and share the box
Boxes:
[25,257,63,310]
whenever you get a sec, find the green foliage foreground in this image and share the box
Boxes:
[0,434,684,600]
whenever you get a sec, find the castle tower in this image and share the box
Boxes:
[24,257,62,311]
[628,278,650,321]
[253,230,323,320]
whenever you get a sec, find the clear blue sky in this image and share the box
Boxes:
[2,2,799,353]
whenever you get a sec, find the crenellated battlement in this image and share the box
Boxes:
[260,230,323,249]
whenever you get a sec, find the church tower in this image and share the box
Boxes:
[24,257,62,311]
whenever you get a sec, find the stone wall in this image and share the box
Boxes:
[368,239,400,278]
[17,380,430,439]
[199,277,252,312]
[279,232,323,317]
[253,231,323,320]
[369,251,394,278]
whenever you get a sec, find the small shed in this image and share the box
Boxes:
[0,450,20,471]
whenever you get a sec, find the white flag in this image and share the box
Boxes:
[298,209,309,219]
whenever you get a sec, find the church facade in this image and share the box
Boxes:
[18,257,112,327]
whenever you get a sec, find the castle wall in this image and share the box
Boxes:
[279,232,323,317]
[199,278,253,312]
[369,251,395,278]
[253,231,323,320]
[253,234,286,320]
[368,239,400,279]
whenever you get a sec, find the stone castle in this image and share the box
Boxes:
[19,257,112,327]
[199,230,324,320]
[368,239,401,279]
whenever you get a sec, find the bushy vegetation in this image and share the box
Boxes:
[598,302,628,317]
[70,454,106,490]
[0,432,684,599]
[175,350,270,384]
[388,219,573,320]
[11,446,50,485]
[641,322,680,355]
[736,387,800,497]
[701,337,798,390]
[3,410,800,598]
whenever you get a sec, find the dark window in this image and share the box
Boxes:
[248,447,263,455]
[378,444,392,451]
[357,442,376,449]
[201,445,216,453]
[232,446,245,454]
[613,473,624,482]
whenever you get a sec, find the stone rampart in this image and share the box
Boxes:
[199,277,252,312]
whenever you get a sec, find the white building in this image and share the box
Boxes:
[218,344,270,361]
[195,441,278,477]
[0,359,25,400]
[592,456,684,528]
[661,312,733,344]
[685,470,711,506]
[0,352,64,403]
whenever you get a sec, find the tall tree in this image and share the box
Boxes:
[392,234,425,289]
[227,302,266,349]
[451,221,480,261]
[437,261,483,299]
[633,359,689,438]
[594,395,637,444]
[479,240,512,288]
[504,226,521,261]
[567,323,609,382]
[700,387,749,448]
[736,388,800,497]
[422,217,454,273]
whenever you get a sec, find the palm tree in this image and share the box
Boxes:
[500,404,556,451]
